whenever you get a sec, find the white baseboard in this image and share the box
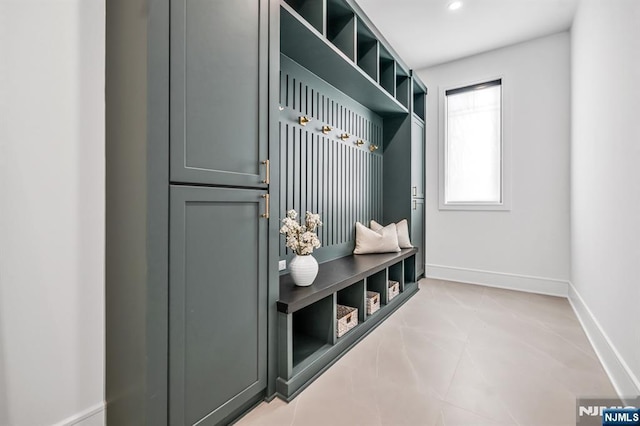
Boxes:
[426,264,569,297]
[54,402,105,426]
[568,282,640,402]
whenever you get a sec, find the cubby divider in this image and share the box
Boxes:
[284,0,326,35]
[327,0,356,61]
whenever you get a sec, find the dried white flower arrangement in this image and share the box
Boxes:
[279,209,323,256]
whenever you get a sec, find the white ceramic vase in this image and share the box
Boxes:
[289,254,319,287]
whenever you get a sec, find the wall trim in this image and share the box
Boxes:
[53,402,105,426]
[426,263,569,297]
[568,282,640,402]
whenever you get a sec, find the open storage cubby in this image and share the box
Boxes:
[404,254,417,291]
[292,295,333,372]
[388,261,404,292]
[356,19,379,82]
[283,0,326,34]
[396,66,410,109]
[379,46,396,96]
[412,75,427,121]
[366,268,389,305]
[280,0,409,114]
[327,0,356,61]
[336,279,366,326]
[277,248,418,400]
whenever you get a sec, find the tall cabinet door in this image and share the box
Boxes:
[411,116,425,277]
[170,186,268,426]
[411,198,425,278]
[411,117,425,199]
[171,0,269,188]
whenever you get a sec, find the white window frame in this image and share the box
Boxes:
[438,76,511,211]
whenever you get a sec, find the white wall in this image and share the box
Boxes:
[0,1,105,425]
[417,32,571,296]
[570,0,640,398]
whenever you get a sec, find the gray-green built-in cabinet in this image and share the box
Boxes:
[106,0,426,424]
[107,0,279,424]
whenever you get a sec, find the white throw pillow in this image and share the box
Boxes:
[353,222,401,254]
[370,219,413,249]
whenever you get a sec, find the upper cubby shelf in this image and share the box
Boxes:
[327,0,356,60]
[284,0,325,33]
[396,65,410,109]
[281,0,409,115]
[412,72,428,121]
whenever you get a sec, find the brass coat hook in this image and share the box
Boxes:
[354,139,365,147]
[321,125,332,134]
[369,144,379,152]
[299,116,311,126]
[339,133,350,141]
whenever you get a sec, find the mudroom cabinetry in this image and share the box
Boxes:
[107,0,426,423]
[106,0,278,425]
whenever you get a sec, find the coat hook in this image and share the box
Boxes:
[279,106,285,111]
[340,133,350,141]
[369,144,379,152]
[354,139,365,147]
[299,116,311,126]
[321,125,332,134]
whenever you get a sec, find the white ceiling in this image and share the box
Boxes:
[355,0,580,70]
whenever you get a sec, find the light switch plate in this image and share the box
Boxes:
[278,260,287,271]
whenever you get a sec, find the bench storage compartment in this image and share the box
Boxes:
[276,248,419,400]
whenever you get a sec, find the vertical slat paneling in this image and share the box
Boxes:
[329,138,335,246]
[280,122,286,257]
[300,131,307,217]
[337,143,343,244]
[323,137,329,247]
[279,62,384,259]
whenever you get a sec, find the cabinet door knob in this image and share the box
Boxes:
[261,159,270,185]
[261,194,270,219]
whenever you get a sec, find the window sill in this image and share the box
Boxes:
[438,202,511,212]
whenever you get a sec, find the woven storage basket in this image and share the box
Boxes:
[366,291,380,315]
[387,280,400,301]
[336,304,358,338]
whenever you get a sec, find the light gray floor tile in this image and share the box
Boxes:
[236,279,616,426]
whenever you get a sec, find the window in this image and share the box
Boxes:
[439,78,509,210]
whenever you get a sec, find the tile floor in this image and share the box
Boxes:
[237,278,617,426]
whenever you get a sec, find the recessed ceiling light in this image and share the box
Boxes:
[448,1,463,11]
